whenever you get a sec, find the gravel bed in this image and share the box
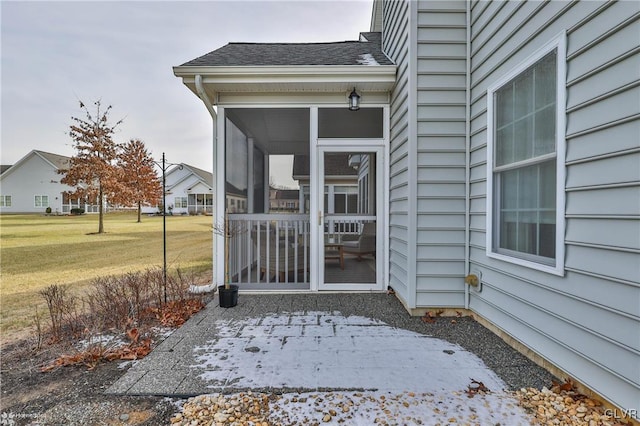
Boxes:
[169,387,635,426]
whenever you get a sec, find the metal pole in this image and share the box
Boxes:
[162,152,167,304]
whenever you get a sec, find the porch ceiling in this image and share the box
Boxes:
[226,108,309,155]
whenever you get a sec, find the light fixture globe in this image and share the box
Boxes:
[348,87,360,111]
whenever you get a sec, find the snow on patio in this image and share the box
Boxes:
[177,312,536,424]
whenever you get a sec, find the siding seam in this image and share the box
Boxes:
[566,240,640,254]
[471,1,529,53]
[469,252,640,290]
[564,0,615,34]
[479,282,640,354]
[566,10,640,59]
[563,267,640,288]
[566,80,640,113]
[565,181,639,192]
[469,0,509,43]
[566,46,640,87]
[475,294,640,388]
[565,114,640,139]
[566,214,639,220]
[470,1,576,90]
[566,147,640,166]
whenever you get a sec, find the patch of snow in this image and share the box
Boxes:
[188,283,216,294]
[357,53,380,65]
[118,360,138,370]
[149,326,174,340]
[75,333,125,352]
[190,313,506,393]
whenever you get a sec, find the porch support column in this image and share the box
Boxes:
[247,137,254,213]
[298,187,304,213]
[194,74,224,287]
[264,155,270,212]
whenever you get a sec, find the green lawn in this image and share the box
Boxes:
[0,213,213,341]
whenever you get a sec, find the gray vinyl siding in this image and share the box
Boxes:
[468,0,640,411]
[415,0,468,307]
[384,0,411,304]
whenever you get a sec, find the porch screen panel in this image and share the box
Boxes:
[253,147,265,213]
[318,108,384,138]
[225,119,248,213]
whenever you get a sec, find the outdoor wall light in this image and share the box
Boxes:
[348,87,360,111]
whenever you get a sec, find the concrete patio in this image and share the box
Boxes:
[107,293,555,398]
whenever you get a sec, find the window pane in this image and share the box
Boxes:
[518,165,537,209]
[334,194,346,213]
[514,69,534,119]
[347,194,358,213]
[539,211,556,258]
[535,51,557,109]
[500,211,518,251]
[496,125,513,166]
[539,160,556,209]
[501,170,518,210]
[496,85,513,127]
[496,159,556,260]
[517,210,538,255]
[534,105,556,156]
[514,116,533,162]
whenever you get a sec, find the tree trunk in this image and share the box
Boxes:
[137,201,142,223]
[98,186,104,234]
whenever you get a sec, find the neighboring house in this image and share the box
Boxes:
[225,181,247,213]
[173,0,639,412]
[268,188,300,213]
[0,150,99,214]
[293,153,360,215]
[162,163,214,215]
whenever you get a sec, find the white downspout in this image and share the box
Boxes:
[194,74,222,286]
[464,2,471,310]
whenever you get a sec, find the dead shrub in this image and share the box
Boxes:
[38,284,82,342]
[34,266,207,366]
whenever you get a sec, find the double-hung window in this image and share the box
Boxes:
[0,195,11,207]
[175,197,187,208]
[35,195,49,208]
[487,34,566,275]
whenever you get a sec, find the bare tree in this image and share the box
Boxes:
[118,139,161,222]
[60,100,123,234]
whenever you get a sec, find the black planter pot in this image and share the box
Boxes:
[218,284,239,308]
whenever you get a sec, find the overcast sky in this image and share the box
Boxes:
[1,0,373,172]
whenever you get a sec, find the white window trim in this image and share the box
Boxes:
[486,32,566,276]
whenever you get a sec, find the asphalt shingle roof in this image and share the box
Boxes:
[180,32,393,67]
[37,151,71,170]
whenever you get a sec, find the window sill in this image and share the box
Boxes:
[486,250,565,277]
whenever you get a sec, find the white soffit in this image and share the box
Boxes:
[173,65,397,100]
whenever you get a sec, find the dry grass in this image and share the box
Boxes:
[0,212,212,342]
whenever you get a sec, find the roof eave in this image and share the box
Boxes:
[173,64,396,77]
[173,64,397,100]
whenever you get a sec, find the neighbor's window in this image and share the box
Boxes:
[0,195,11,207]
[175,197,187,208]
[35,195,49,208]
[487,34,565,275]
